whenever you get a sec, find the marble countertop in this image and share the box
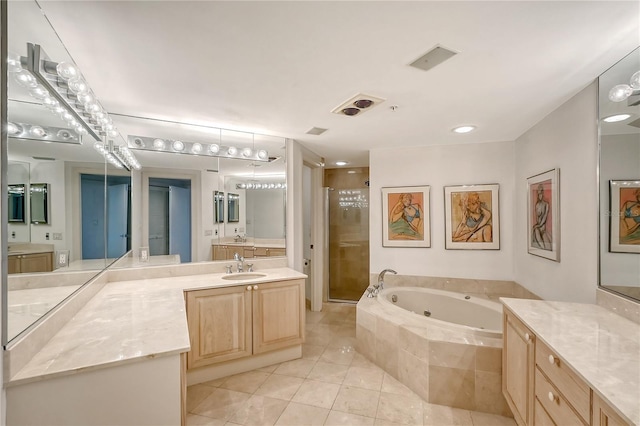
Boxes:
[7,243,54,256]
[9,267,306,386]
[501,298,640,426]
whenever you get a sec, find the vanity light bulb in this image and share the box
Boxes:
[60,111,74,123]
[43,96,58,107]
[77,92,94,105]
[56,62,79,80]
[172,140,185,151]
[228,146,238,156]
[67,77,89,95]
[108,129,118,137]
[14,70,37,88]
[630,70,640,90]
[209,143,220,154]
[242,147,252,157]
[7,122,23,135]
[609,84,633,102]
[257,149,268,160]
[75,125,87,135]
[29,85,49,100]
[7,53,23,73]
[29,126,47,138]
[153,139,166,149]
[191,143,203,154]
[85,101,101,114]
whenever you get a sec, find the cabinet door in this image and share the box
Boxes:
[592,393,629,426]
[186,286,252,369]
[8,255,21,274]
[267,248,286,257]
[252,279,304,354]
[212,245,227,261]
[503,308,536,426]
[20,252,53,273]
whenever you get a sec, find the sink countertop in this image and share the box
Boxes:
[7,243,55,256]
[501,298,640,426]
[9,267,306,386]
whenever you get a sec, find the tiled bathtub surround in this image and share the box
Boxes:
[356,274,534,417]
[370,273,540,302]
[356,296,510,417]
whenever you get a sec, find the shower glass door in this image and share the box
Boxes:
[328,187,370,302]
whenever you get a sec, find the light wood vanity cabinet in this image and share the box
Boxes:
[502,306,632,426]
[212,244,285,260]
[185,279,304,370]
[8,252,53,273]
[503,308,536,426]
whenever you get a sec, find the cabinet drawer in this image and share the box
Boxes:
[535,368,586,426]
[536,340,590,423]
[534,398,556,426]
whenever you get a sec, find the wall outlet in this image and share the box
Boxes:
[53,233,63,240]
[55,250,69,268]
[139,247,149,262]
[204,229,212,236]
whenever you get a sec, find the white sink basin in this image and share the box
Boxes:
[221,273,267,281]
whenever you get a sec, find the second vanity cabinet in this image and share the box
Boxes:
[185,279,304,370]
[8,251,53,274]
[502,305,632,426]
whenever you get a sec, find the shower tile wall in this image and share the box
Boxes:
[325,167,370,302]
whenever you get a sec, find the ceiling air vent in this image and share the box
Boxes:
[332,94,385,117]
[409,45,457,72]
[306,127,328,135]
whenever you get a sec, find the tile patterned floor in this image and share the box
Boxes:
[186,303,516,426]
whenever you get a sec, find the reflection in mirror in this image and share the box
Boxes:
[214,191,224,223]
[29,183,49,224]
[8,184,26,223]
[599,46,640,302]
[228,193,240,223]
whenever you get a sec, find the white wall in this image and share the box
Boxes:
[370,141,515,280]
[29,160,65,250]
[514,82,598,303]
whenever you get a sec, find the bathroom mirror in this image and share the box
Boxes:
[8,184,26,223]
[598,46,640,302]
[228,193,240,223]
[29,183,49,225]
[214,191,225,223]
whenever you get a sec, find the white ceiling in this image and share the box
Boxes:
[12,1,640,168]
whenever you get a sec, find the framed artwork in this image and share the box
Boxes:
[610,180,640,253]
[444,184,499,250]
[381,186,430,247]
[527,169,560,261]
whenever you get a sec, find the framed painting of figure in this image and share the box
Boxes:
[444,184,500,250]
[381,186,430,247]
[527,169,560,261]
[610,180,640,253]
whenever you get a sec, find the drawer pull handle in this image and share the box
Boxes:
[548,391,558,403]
[246,286,252,291]
[524,333,531,341]
[548,354,557,365]
[253,285,258,290]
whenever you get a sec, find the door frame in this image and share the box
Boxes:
[140,169,200,262]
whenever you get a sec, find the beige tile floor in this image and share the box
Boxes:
[186,303,516,426]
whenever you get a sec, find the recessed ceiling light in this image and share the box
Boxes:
[452,125,476,134]
[603,114,632,123]
[336,161,348,166]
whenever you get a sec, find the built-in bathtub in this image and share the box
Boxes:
[356,285,512,417]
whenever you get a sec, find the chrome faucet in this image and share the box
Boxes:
[375,268,397,292]
[233,252,244,272]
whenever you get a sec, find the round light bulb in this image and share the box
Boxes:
[67,77,88,94]
[108,129,118,137]
[29,126,47,138]
[209,143,220,154]
[153,139,166,149]
[60,111,74,122]
[630,70,640,90]
[14,70,37,88]
[75,125,87,135]
[56,62,79,80]
[257,149,268,160]
[191,143,203,154]
[43,96,58,108]
[7,122,23,135]
[242,147,252,157]
[85,101,101,113]
[609,84,633,102]
[172,140,185,151]
[77,92,94,104]
[228,146,238,156]
[29,85,49,100]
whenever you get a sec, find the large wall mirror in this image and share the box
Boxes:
[598,46,640,302]
[3,0,287,346]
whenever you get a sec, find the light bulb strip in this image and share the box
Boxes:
[24,43,101,141]
[127,135,271,162]
[236,182,286,190]
[7,121,81,144]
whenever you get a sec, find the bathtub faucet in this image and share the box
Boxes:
[375,268,397,293]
